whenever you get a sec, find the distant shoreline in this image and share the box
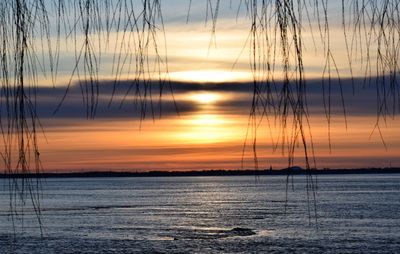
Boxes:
[1,168,400,178]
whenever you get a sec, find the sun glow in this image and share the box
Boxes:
[173,114,236,144]
[190,114,225,125]
[169,70,252,83]
[189,92,220,104]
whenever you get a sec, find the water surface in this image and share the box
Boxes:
[0,174,399,253]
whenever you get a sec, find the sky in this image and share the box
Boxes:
[34,78,400,171]
[4,1,400,172]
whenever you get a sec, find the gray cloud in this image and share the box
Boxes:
[5,76,396,121]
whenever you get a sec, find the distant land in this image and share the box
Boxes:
[1,167,400,178]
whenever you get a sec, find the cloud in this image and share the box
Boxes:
[3,76,395,122]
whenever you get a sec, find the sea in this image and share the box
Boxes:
[0,174,399,253]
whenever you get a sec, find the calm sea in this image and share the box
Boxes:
[0,174,399,253]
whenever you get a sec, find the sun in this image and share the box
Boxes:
[189,92,220,104]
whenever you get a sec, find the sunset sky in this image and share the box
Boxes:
[14,1,400,171]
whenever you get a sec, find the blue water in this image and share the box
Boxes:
[0,174,399,253]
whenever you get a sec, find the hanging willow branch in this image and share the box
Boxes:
[242,0,399,221]
[0,0,168,233]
